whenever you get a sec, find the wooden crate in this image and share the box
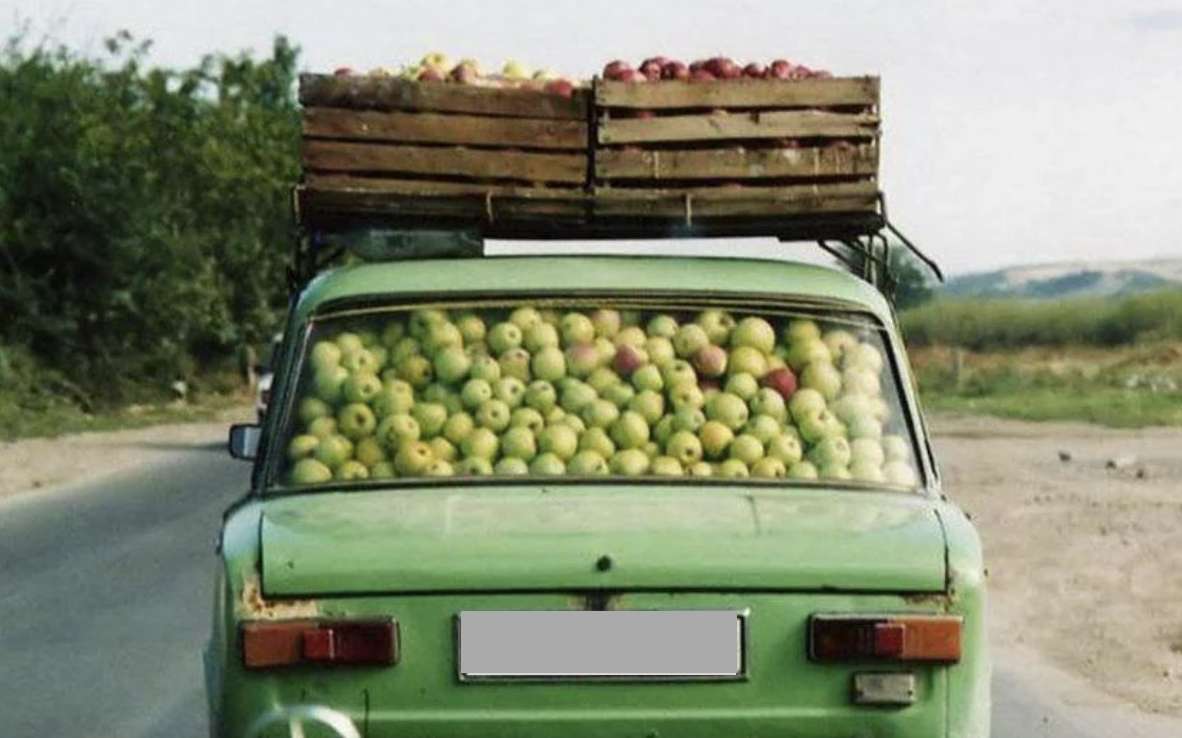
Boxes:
[299,74,592,227]
[592,77,880,221]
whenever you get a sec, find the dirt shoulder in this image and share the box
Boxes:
[931,414,1182,717]
[1,411,1178,717]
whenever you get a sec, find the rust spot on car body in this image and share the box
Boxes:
[902,592,954,610]
[238,574,319,621]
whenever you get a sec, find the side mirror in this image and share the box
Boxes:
[229,424,262,461]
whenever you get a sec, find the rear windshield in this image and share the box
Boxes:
[268,300,922,492]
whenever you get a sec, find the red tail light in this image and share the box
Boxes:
[242,619,400,669]
[810,615,962,663]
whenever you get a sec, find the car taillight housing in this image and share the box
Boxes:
[241,619,400,669]
[809,614,962,663]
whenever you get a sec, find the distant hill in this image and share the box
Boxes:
[943,259,1182,299]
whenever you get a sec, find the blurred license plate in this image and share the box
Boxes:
[457,610,747,681]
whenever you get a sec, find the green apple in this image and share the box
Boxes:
[469,355,502,383]
[653,415,676,446]
[669,383,705,412]
[524,380,558,412]
[495,457,530,476]
[476,399,512,433]
[786,338,832,372]
[798,409,845,445]
[687,461,714,477]
[335,460,370,482]
[461,378,494,410]
[848,415,884,441]
[396,355,434,389]
[411,402,448,439]
[342,371,382,405]
[728,347,768,379]
[581,398,621,429]
[335,332,365,355]
[673,324,710,359]
[501,426,538,462]
[651,457,684,476]
[531,346,567,383]
[784,319,821,345]
[882,435,911,462]
[499,348,533,383]
[493,377,527,409]
[788,460,819,480]
[423,460,455,477]
[310,340,343,371]
[646,314,679,340]
[314,434,354,470]
[601,382,635,410]
[844,343,885,374]
[287,435,321,462]
[579,427,617,458]
[337,403,378,440]
[730,317,775,353]
[369,346,390,371]
[307,416,338,439]
[789,388,828,422]
[751,457,787,479]
[729,434,765,465]
[632,364,664,393]
[642,441,661,459]
[298,397,333,426]
[851,438,886,467]
[699,421,734,460]
[610,411,651,450]
[810,436,852,467]
[456,313,486,344]
[375,379,416,416]
[850,460,885,483]
[820,463,852,481]
[523,322,560,353]
[744,415,781,445]
[609,449,650,476]
[388,337,421,366]
[590,308,622,339]
[568,450,609,476]
[561,313,596,346]
[488,322,524,355]
[313,365,349,405]
[766,434,804,465]
[842,367,882,397]
[629,390,665,425]
[870,397,892,423]
[538,424,579,461]
[461,427,499,461]
[458,457,495,476]
[822,330,859,363]
[614,326,648,348]
[661,360,698,389]
[566,343,602,379]
[594,338,618,366]
[560,381,599,414]
[429,437,458,463]
[697,309,736,345]
[290,458,334,485]
[666,430,704,466]
[717,459,750,478]
[511,407,546,433]
[544,407,567,426]
[341,348,379,374]
[369,461,396,479]
[724,373,759,402]
[645,337,676,367]
[510,306,544,330]
[587,367,621,395]
[381,321,406,348]
[530,453,567,476]
[801,362,843,401]
[749,388,788,423]
[377,413,421,448]
[539,308,561,326]
[706,392,750,431]
[832,393,873,425]
[443,412,476,446]
[433,346,471,385]
[409,309,448,339]
[672,407,706,433]
[883,460,919,486]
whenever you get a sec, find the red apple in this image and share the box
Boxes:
[689,69,717,83]
[639,57,667,81]
[603,60,633,81]
[617,69,647,84]
[699,378,721,393]
[661,60,690,81]
[705,56,741,79]
[693,345,728,378]
[743,62,766,79]
[788,65,813,80]
[333,66,355,77]
[613,345,646,376]
[544,79,575,97]
[450,62,480,85]
[762,368,799,402]
[767,59,794,79]
[418,67,446,83]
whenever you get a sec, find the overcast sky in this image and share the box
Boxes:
[3,0,1181,275]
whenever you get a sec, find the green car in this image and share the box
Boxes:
[207,254,989,738]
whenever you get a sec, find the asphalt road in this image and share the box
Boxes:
[0,442,1178,738]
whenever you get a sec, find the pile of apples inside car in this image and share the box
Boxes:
[285,306,917,487]
[331,53,832,97]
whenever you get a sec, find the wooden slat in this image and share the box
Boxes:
[592,182,880,219]
[305,174,584,197]
[303,141,587,185]
[596,144,877,181]
[299,74,588,120]
[301,182,588,221]
[303,108,588,150]
[599,110,878,145]
[596,77,879,110]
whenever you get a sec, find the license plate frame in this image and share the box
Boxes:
[455,609,750,683]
